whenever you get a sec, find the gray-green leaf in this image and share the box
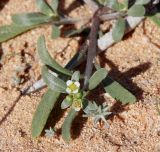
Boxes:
[89,68,108,90]
[135,0,150,5]
[128,5,145,17]
[62,109,78,142]
[61,98,72,109]
[112,18,126,42]
[31,89,60,138]
[0,24,36,43]
[71,71,80,81]
[42,66,67,93]
[103,76,136,104]
[37,36,72,76]
[51,25,61,39]
[45,127,56,137]
[50,0,59,15]
[63,26,90,37]
[149,13,160,27]
[36,0,54,16]
[12,13,52,26]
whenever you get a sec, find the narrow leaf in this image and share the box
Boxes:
[51,25,61,39]
[135,0,150,5]
[50,0,59,15]
[37,36,72,76]
[31,89,60,138]
[89,68,108,90]
[12,13,52,26]
[149,13,160,27]
[112,18,125,42]
[36,0,54,16]
[103,76,136,104]
[128,5,145,17]
[62,109,78,142]
[0,24,37,43]
[63,26,90,37]
[42,66,67,93]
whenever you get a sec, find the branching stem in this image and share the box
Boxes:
[83,10,100,89]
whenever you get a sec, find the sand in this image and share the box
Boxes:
[0,0,160,152]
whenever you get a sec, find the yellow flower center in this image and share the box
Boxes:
[69,83,78,91]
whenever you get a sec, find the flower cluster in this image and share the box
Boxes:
[61,79,83,111]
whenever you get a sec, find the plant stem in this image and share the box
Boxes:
[83,11,100,89]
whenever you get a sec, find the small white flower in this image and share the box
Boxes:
[66,80,80,94]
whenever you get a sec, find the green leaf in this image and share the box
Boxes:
[0,24,37,43]
[112,18,126,42]
[51,25,61,39]
[123,0,128,9]
[37,36,72,76]
[112,2,126,11]
[31,89,60,138]
[62,109,78,142]
[12,13,52,26]
[96,0,108,6]
[135,0,150,5]
[149,13,160,27]
[42,66,67,93]
[36,0,54,16]
[50,0,59,15]
[89,68,108,90]
[61,98,72,109]
[71,71,80,81]
[103,76,136,104]
[128,5,145,17]
[105,0,117,8]
[63,26,90,37]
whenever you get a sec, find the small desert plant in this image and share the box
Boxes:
[0,0,160,142]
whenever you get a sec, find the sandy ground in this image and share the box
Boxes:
[0,0,160,152]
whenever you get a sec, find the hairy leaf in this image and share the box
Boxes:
[128,5,145,17]
[51,25,61,39]
[36,0,54,16]
[31,89,60,138]
[0,24,36,43]
[89,68,108,90]
[37,36,72,76]
[42,66,67,93]
[112,18,125,42]
[103,76,136,104]
[62,109,78,142]
[12,13,52,26]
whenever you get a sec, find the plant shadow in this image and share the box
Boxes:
[0,0,9,11]
[99,52,151,100]
[71,110,88,140]
[59,0,83,16]
[0,44,3,70]
[41,94,66,137]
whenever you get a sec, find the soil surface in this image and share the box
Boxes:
[0,0,160,152]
